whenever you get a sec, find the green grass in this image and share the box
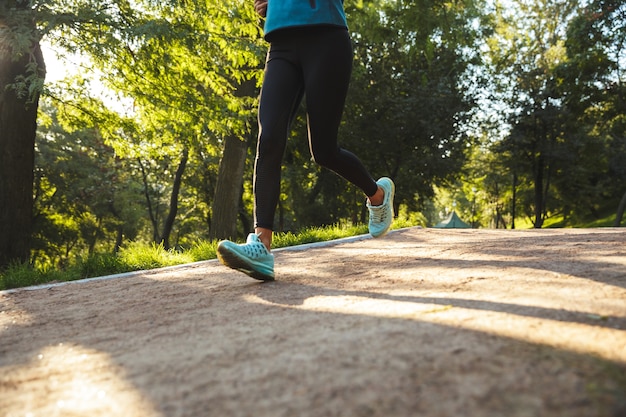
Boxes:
[514,209,620,229]
[272,223,369,248]
[581,212,620,228]
[0,219,415,291]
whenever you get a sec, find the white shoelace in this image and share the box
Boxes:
[369,204,389,223]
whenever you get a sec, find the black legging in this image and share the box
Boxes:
[254,26,378,230]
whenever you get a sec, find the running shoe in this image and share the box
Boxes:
[217,233,275,281]
[367,177,395,238]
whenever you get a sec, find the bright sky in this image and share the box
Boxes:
[42,41,133,115]
[41,41,82,82]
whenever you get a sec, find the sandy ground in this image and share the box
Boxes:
[1,227,625,417]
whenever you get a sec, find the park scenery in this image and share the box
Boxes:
[1,1,626,416]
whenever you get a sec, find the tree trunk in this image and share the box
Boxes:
[161,147,188,249]
[511,172,517,229]
[0,11,44,268]
[533,157,545,228]
[137,158,159,242]
[209,135,248,241]
[114,227,123,253]
[209,79,257,241]
[614,190,626,227]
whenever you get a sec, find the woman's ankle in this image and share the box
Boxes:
[255,227,273,251]
[368,186,385,206]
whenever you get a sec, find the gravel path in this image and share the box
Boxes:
[1,227,625,417]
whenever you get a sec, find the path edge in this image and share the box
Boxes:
[1,228,416,294]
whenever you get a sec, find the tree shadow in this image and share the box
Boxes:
[287,227,626,290]
[248,280,625,330]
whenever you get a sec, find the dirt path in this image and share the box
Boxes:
[1,227,625,417]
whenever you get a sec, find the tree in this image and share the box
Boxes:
[1,0,157,266]
[24,0,265,253]
[343,0,488,215]
[33,100,146,266]
[209,79,259,241]
[222,0,490,231]
[561,0,626,226]
[52,0,265,243]
[0,0,45,267]
[487,0,585,227]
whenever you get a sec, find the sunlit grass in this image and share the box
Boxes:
[117,241,194,270]
[273,224,368,248]
[509,209,619,229]
[0,262,67,290]
[186,240,219,262]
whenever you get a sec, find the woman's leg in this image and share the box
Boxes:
[301,28,379,198]
[254,44,304,249]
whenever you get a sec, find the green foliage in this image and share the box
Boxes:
[487,0,580,227]
[1,1,45,102]
[561,0,626,207]
[483,0,626,228]
[33,101,146,267]
[344,0,488,213]
[39,0,267,250]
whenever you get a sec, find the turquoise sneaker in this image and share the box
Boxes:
[217,233,275,281]
[367,177,395,238]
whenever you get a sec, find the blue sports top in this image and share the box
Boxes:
[264,0,348,38]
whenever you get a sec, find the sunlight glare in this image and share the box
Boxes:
[243,293,626,364]
[2,344,160,417]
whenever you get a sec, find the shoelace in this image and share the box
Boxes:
[369,204,389,223]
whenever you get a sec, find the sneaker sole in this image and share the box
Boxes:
[217,245,275,281]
